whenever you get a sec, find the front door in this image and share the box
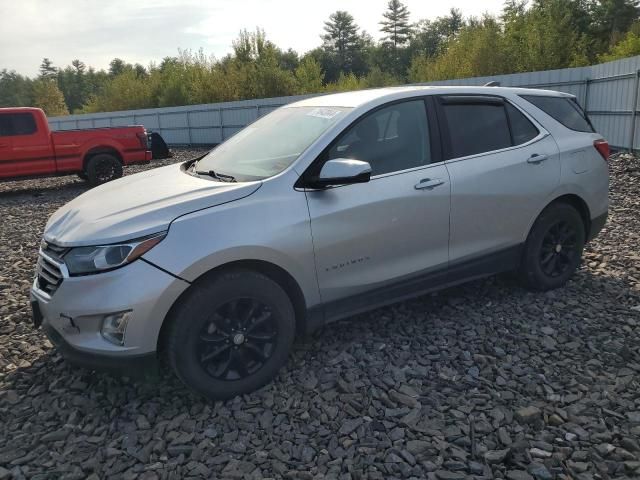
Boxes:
[304,98,451,316]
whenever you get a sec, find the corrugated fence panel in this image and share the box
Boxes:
[48,56,640,149]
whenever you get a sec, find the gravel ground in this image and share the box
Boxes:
[1,149,639,480]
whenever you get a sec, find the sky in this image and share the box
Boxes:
[0,0,506,77]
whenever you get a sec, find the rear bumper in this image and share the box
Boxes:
[588,211,608,242]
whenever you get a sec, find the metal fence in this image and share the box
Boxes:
[48,55,640,150]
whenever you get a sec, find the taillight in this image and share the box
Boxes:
[136,131,149,149]
[594,139,609,161]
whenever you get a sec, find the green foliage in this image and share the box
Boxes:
[32,79,69,116]
[4,1,640,115]
[0,70,33,107]
[600,24,640,61]
[380,0,412,47]
[295,57,324,93]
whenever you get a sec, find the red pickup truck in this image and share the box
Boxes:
[0,107,152,185]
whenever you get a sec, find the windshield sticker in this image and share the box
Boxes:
[306,108,341,119]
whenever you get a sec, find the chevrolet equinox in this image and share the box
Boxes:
[31,86,609,399]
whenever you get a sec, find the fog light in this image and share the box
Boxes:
[101,311,132,346]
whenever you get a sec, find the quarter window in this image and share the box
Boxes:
[520,95,594,133]
[441,102,511,158]
[327,100,430,175]
[0,113,37,137]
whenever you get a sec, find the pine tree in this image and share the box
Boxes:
[322,11,362,72]
[380,0,412,47]
[38,58,57,80]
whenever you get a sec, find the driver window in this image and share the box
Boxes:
[327,100,430,176]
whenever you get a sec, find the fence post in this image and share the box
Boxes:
[219,108,224,142]
[629,70,640,152]
[186,111,193,145]
[583,78,590,111]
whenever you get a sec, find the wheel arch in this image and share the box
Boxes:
[157,259,310,355]
[83,146,123,171]
[545,193,591,238]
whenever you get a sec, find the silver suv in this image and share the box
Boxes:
[31,86,609,399]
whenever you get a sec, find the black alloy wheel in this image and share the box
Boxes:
[539,220,578,278]
[165,269,296,400]
[518,202,585,291]
[197,298,278,381]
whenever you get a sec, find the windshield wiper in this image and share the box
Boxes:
[194,169,236,182]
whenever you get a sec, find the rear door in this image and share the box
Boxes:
[437,95,560,265]
[304,97,451,314]
[0,112,54,178]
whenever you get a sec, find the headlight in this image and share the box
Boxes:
[64,232,166,275]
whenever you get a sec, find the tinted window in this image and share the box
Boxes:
[441,103,511,158]
[0,113,37,137]
[506,103,539,145]
[328,100,430,175]
[521,95,594,133]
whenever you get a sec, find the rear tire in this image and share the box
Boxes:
[165,269,296,400]
[86,154,122,185]
[518,203,585,291]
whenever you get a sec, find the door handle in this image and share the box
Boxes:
[527,153,549,164]
[415,178,445,190]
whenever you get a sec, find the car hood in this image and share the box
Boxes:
[44,163,261,247]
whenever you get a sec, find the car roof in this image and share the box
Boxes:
[287,85,572,109]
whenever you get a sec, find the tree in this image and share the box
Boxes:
[408,8,464,59]
[32,79,68,116]
[380,0,412,47]
[322,11,363,76]
[589,0,640,46]
[0,70,33,107]
[295,56,324,93]
[39,58,57,80]
[599,22,640,60]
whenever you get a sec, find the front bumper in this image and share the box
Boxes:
[31,258,189,371]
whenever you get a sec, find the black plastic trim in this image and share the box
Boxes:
[306,244,522,329]
[587,212,608,242]
[43,323,158,375]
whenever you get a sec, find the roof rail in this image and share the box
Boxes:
[484,81,501,87]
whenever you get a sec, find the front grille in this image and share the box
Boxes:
[36,241,68,296]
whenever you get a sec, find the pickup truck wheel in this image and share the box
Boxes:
[165,269,296,400]
[86,154,123,185]
[518,203,585,291]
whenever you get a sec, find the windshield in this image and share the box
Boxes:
[193,106,351,181]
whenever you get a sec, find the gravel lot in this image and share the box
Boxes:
[1,149,639,480]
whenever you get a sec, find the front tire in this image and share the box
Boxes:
[85,154,123,185]
[165,269,296,400]
[518,203,585,291]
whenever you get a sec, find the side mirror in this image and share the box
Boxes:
[309,159,372,188]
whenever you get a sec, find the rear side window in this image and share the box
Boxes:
[0,113,37,137]
[440,102,511,158]
[521,95,594,133]
[506,103,539,145]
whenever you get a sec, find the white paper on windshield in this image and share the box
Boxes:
[306,108,341,119]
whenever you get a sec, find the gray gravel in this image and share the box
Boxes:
[1,149,639,479]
